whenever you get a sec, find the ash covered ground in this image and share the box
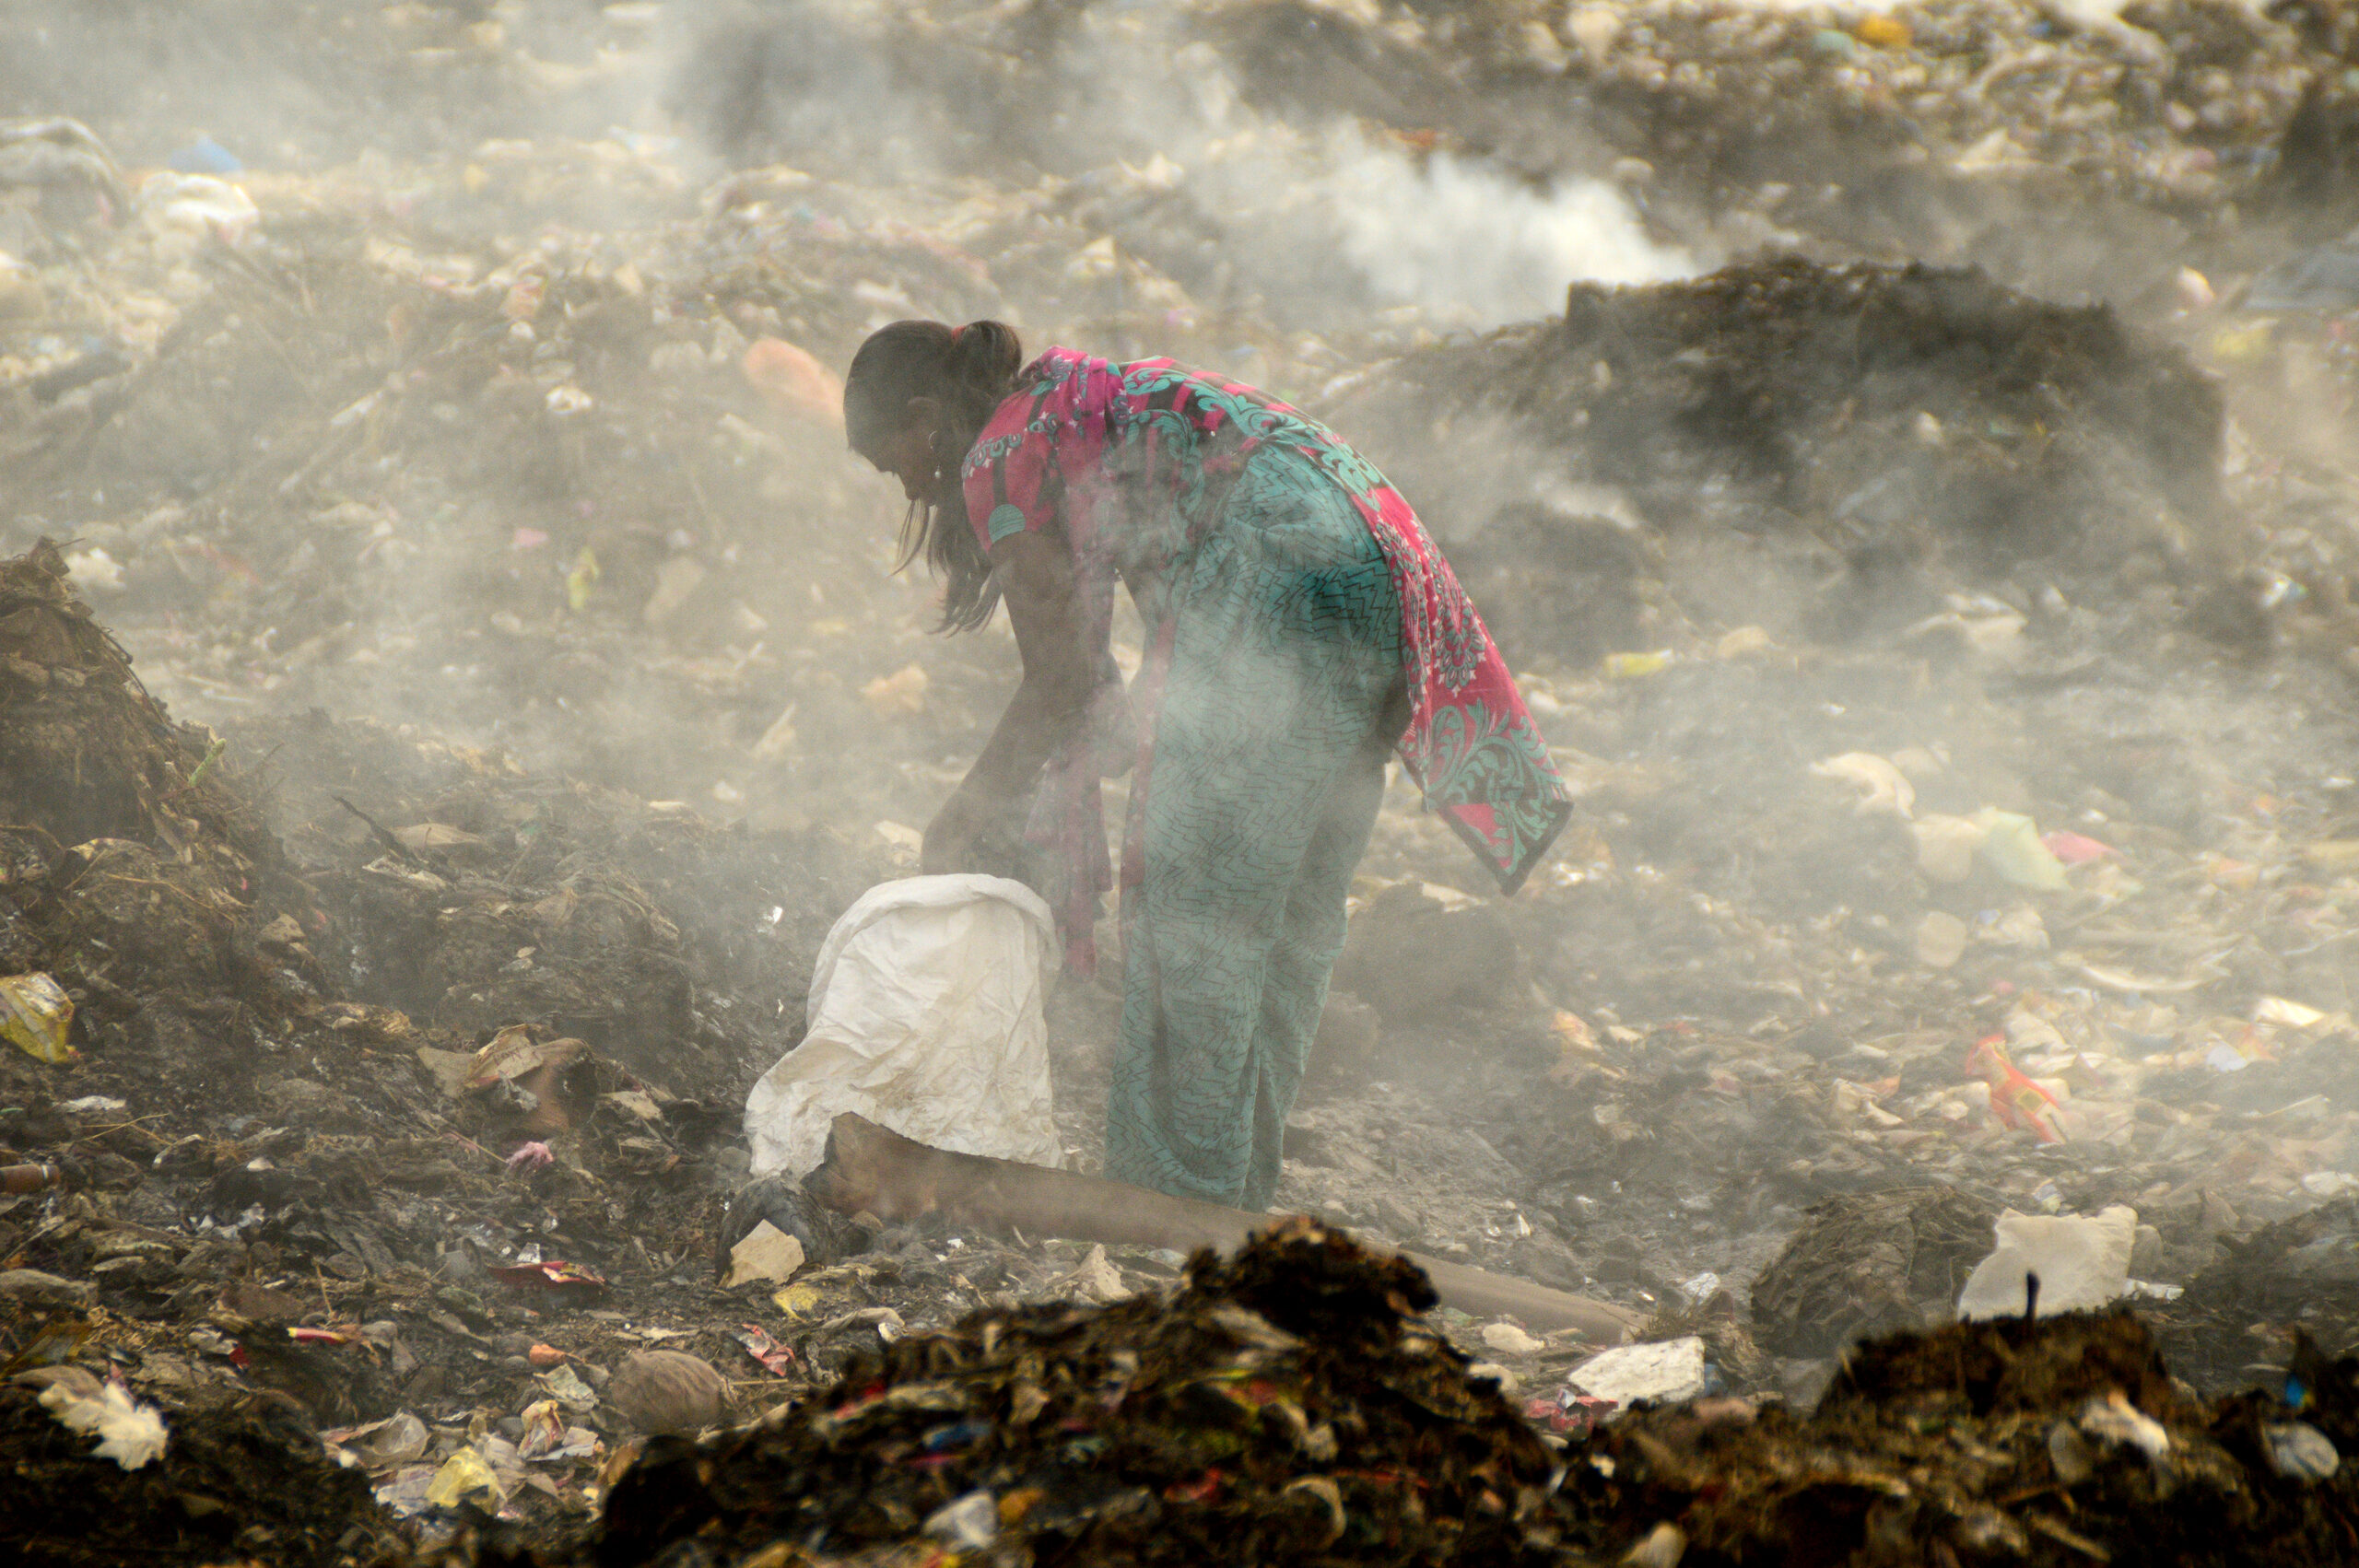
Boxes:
[7,2,2359,1564]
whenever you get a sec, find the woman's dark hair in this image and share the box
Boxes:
[843,319,1024,631]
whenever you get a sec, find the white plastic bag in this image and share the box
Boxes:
[1955,1205,2137,1320]
[745,875,1062,1177]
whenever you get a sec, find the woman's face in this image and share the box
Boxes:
[851,394,943,502]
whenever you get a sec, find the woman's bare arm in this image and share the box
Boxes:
[921,532,1097,873]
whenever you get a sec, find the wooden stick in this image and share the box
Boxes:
[806,1113,1642,1344]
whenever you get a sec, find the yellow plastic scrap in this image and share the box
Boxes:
[2210,322,2273,364]
[1604,649,1671,679]
[0,973,76,1063]
[567,546,601,611]
[1855,14,1911,47]
[1971,809,2068,892]
[423,1445,502,1509]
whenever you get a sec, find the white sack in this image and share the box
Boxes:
[745,874,1062,1177]
[1956,1204,2137,1320]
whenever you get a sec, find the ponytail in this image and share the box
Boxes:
[843,319,1024,632]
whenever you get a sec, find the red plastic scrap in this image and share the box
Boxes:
[734,1323,797,1376]
[2040,830,2116,865]
[1163,1469,1224,1504]
[1523,1390,1615,1436]
[287,1326,358,1345]
[1965,1036,2066,1143]
[491,1260,608,1293]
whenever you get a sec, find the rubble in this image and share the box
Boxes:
[0,0,2354,1561]
[1750,1187,1997,1357]
[569,1220,1574,1567]
[1562,1306,2359,1566]
[1340,256,2231,650]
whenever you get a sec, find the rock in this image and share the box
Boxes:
[1333,883,1520,1026]
[721,1173,866,1272]
[609,1350,730,1436]
[922,1491,998,1550]
[1506,1235,1586,1293]
[1622,1522,1686,1568]
[722,1220,806,1288]
[1051,1244,1133,1305]
[1481,1321,1545,1357]
[0,1269,94,1307]
[1375,1194,1425,1240]
[2263,1422,2340,1481]
[1569,1337,1708,1408]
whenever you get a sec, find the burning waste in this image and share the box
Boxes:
[4,2,2359,1565]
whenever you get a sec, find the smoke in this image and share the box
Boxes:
[1322,134,1696,323]
[1049,18,1701,331]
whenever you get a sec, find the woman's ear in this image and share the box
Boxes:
[907,393,944,445]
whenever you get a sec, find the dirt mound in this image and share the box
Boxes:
[0,1382,400,1568]
[1749,1187,1998,1357]
[1565,1309,2355,1565]
[0,540,326,1059]
[1340,257,2231,649]
[569,1219,1567,1567]
[229,709,871,1095]
[2151,1197,2359,1391]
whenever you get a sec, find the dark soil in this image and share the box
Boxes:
[1567,1310,2359,1567]
[0,1383,400,1568]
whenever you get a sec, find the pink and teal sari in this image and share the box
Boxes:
[962,348,1569,1208]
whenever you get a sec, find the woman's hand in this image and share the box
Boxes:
[921,788,998,875]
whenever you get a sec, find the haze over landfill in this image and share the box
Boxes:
[6,2,2359,1564]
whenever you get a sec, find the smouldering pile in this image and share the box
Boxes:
[1567,1307,2359,1567]
[587,1219,1568,1566]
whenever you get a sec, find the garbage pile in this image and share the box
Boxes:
[0,539,882,1556]
[432,1222,2359,1568]
[0,0,2356,1562]
[0,1375,400,1568]
[557,1219,1564,1566]
[1341,255,2231,651]
[2151,1195,2359,1389]
[1563,1305,2359,1566]
[0,538,323,1067]
[1531,0,2328,286]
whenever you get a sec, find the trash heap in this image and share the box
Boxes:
[2151,1196,2359,1390]
[0,538,323,1067]
[1342,255,2232,651]
[0,1376,400,1568]
[441,1223,2359,1568]
[1564,1306,2359,1566]
[577,1219,1568,1567]
[0,539,877,1554]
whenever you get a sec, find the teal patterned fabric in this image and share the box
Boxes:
[958,347,1574,1210]
[1102,448,1403,1211]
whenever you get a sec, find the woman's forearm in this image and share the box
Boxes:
[958,672,1089,813]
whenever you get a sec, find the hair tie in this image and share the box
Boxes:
[949,324,966,345]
